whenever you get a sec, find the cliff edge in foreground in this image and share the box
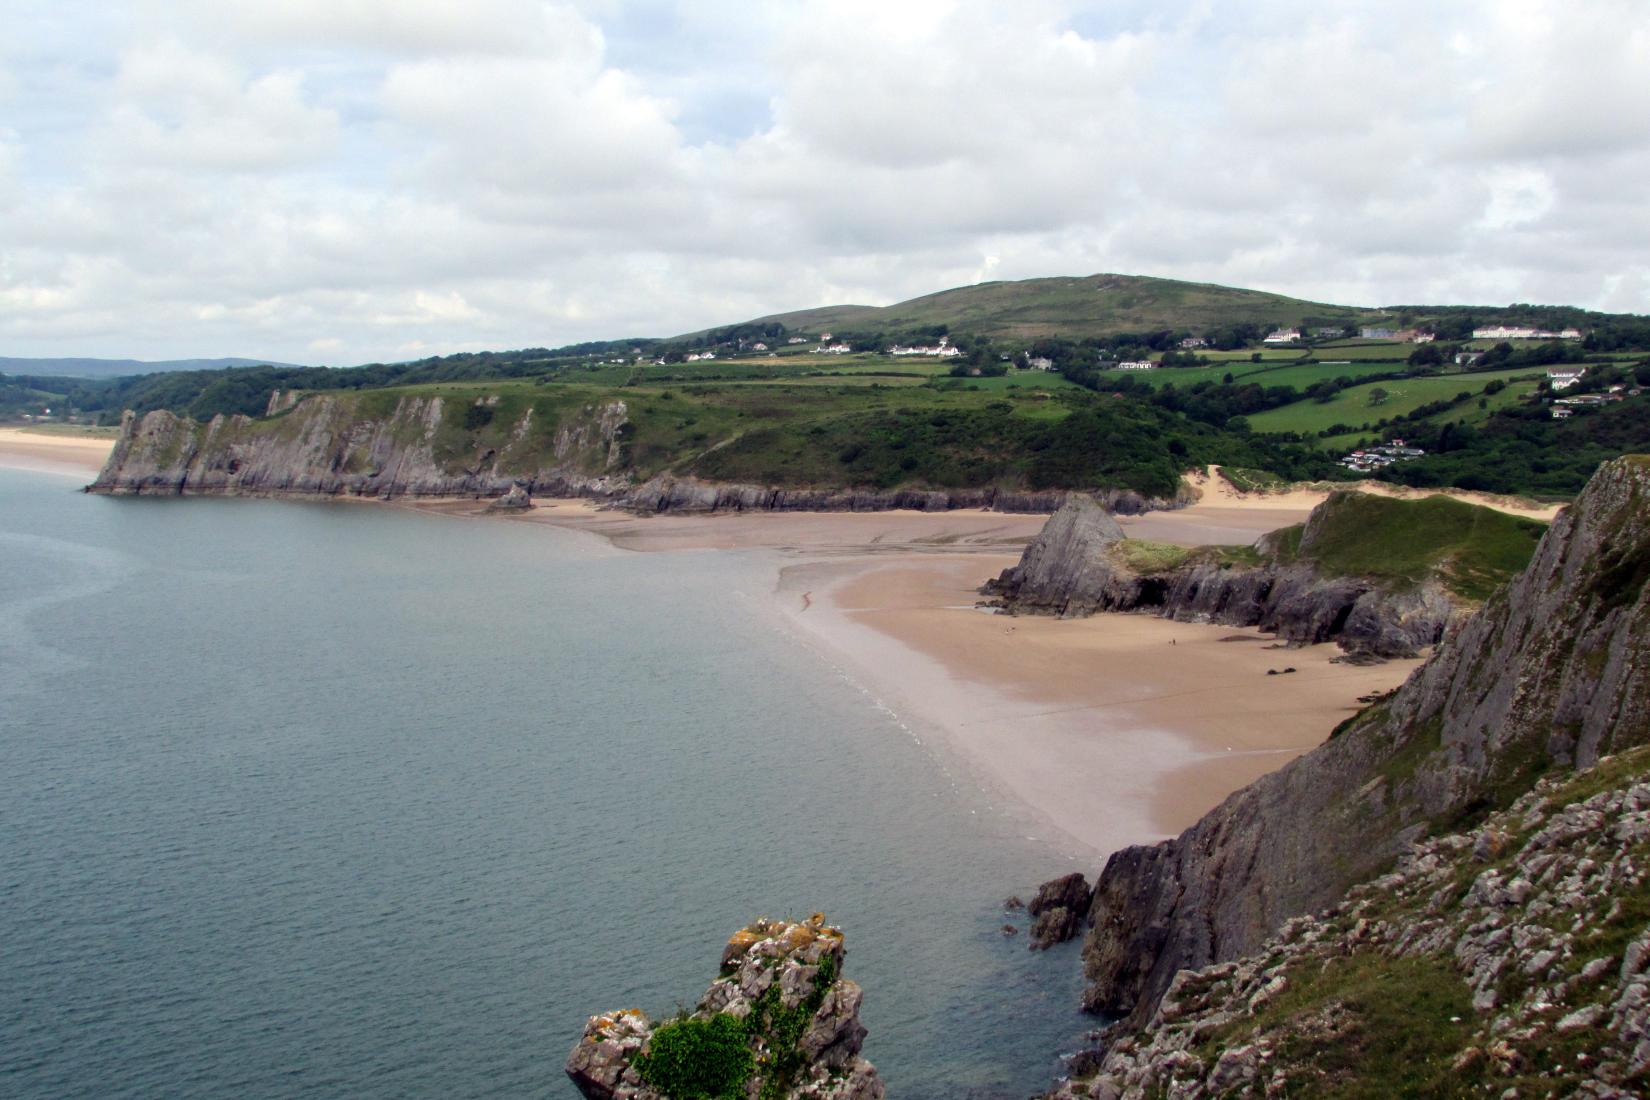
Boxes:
[1049,748,1650,1098]
[566,915,883,1100]
[1078,456,1650,1029]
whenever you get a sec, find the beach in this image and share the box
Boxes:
[482,488,1429,857]
[0,427,117,477]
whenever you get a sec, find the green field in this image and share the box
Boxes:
[1094,360,1403,391]
[1247,368,1545,436]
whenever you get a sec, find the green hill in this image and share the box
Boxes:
[724,273,1385,342]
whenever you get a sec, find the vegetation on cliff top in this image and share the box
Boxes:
[1267,492,1547,601]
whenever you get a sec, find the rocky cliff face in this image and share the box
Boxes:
[565,915,883,1100]
[89,397,637,500]
[87,398,1119,513]
[1075,457,1650,1031]
[1048,748,1650,1098]
[985,492,1500,658]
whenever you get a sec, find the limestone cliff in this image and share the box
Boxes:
[89,396,636,499]
[1047,748,1650,1098]
[565,915,883,1100]
[985,490,1543,658]
[87,397,1104,513]
[1074,456,1650,1031]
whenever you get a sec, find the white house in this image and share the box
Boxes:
[1178,336,1208,349]
[750,342,768,352]
[1547,368,1586,391]
[1117,360,1156,370]
[1263,329,1301,344]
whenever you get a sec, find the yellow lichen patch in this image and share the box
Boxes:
[725,929,763,956]
[777,923,816,953]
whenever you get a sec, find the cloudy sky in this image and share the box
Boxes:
[4,0,1648,365]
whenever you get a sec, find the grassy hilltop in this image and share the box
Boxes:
[723,273,1378,343]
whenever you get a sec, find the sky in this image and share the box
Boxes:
[3,0,1648,365]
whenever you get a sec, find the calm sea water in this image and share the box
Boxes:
[0,467,1090,1099]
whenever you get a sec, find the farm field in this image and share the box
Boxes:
[1247,368,1546,436]
[1316,378,1546,451]
[1094,360,1401,390]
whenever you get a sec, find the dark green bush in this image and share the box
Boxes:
[633,1014,753,1100]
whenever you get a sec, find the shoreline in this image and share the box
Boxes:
[465,496,1420,859]
[10,446,1450,860]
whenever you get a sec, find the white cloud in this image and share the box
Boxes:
[1,0,1647,364]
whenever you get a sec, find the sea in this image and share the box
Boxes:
[0,466,1092,1099]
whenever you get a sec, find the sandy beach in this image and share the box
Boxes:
[0,427,116,477]
[458,489,1430,858]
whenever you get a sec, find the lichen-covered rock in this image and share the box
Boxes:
[1044,751,1650,1098]
[565,914,884,1100]
[1076,457,1650,1031]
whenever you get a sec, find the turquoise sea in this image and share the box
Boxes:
[0,467,1090,1098]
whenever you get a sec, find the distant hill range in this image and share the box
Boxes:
[0,356,305,379]
[712,273,1384,342]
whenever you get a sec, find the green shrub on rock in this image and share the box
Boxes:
[633,1014,753,1100]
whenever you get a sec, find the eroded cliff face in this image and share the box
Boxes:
[87,397,1120,513]
[565,915,883,1100]
[984,493,1472,658]
[1076,456,1650,1030]
[89,396,636,500]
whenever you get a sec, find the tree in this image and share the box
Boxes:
[1367,387,1390,407]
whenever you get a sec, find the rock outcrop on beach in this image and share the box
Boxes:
[565,915,883,1100]
[1045,748,1650,1098]
[87,394,1183,514]
[1066,456,1650,1034]
[486,482,532,511]
[984,489,1544,658]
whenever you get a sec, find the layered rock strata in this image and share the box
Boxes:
[566,915,883,1100]
[1073,456,1650,1030]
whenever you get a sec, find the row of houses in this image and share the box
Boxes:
[889,337,962,358]
[1473,325,1583,341]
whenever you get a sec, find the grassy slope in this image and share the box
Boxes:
[1247,368,1545,435]
[732,274,1386,342]
[1270,492,1547,601]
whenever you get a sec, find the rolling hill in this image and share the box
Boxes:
[719,273,1389,341]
